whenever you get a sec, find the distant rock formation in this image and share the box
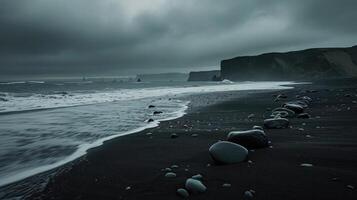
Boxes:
[136,73,188,82]
[187,70,221,81]
[221,45,357,81]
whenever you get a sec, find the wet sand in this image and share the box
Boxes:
[29,79,357,200]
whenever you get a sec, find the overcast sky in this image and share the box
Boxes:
[0,0,356,78]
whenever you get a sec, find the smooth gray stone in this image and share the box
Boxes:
[165,172,177,178]
[289,100,308,108]
[264,118,290,129]
[222,183,232,188]
[272,107,295,117]
[299,96,312,102]
[209,141,248,164]
[297,113,311,119]
[227,129,269,149]
[176,188,189,198]
[252,125,263,130]
[283,103,304,114]
[271,110,289,118]
[243,190,254,199]
[191,174,203,180]
[185,178,207,193]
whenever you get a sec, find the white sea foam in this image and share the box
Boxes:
[0,81,26,85]
[0,81,296,114]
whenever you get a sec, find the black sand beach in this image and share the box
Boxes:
[28,79,357,200]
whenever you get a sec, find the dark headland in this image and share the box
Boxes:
[188,45,357,81]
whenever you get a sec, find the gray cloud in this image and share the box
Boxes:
[0,0,356,78]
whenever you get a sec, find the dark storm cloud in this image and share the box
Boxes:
[0,0,356,77]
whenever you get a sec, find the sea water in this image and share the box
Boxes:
[0,79,295,191]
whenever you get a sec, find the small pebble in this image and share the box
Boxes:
[300,163,313,167]
[185,178,207,193]
[164,167,172,172]
[176,188,189,198]
[171,133,178,138]
[243,190,254,199]
[347,185,355,190]
[191,134,198,137]
[222,183,231,188]
[191,174,203,180]
[165,172,177,178]
[331,177,339,181]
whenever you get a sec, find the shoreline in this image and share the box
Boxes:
[0,100,189,189]
[28,79,357,200]
[0,85,296,199]
[4,79,357,199]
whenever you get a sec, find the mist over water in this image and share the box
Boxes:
[0,79,295,190]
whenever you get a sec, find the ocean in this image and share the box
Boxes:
[0,78,295,195]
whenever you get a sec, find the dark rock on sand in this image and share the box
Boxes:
[165,172,176,178]
[289,100,309,108]
[222,183,232,188]
[297,113,311,119]
[176,188,189,198]
[271,110,289,118]
[170,133,178,138]
[243,190,255,199]
[274,94,288,101]
[191,174,203,180]
[277,94,288,99]
[252,125,263,130]
[209,141,248,164]
[185,178,207,193]
[227,129,269,149]
[283,103,304,114]
[247,114,255,119]
[299,96,312,102]
[264,117,290,129]
[148,105,156,108]
[272,107,295,117]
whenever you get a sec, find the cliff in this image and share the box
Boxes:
[221,45,357,81]
[187,70,221,81]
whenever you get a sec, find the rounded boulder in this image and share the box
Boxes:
[209,141,248,164]
[227,129,269,149]
[264,118,289,129]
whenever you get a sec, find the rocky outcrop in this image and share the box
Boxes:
[221,45,357,81]
[136,73,188,81]
[187,70,221,81]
